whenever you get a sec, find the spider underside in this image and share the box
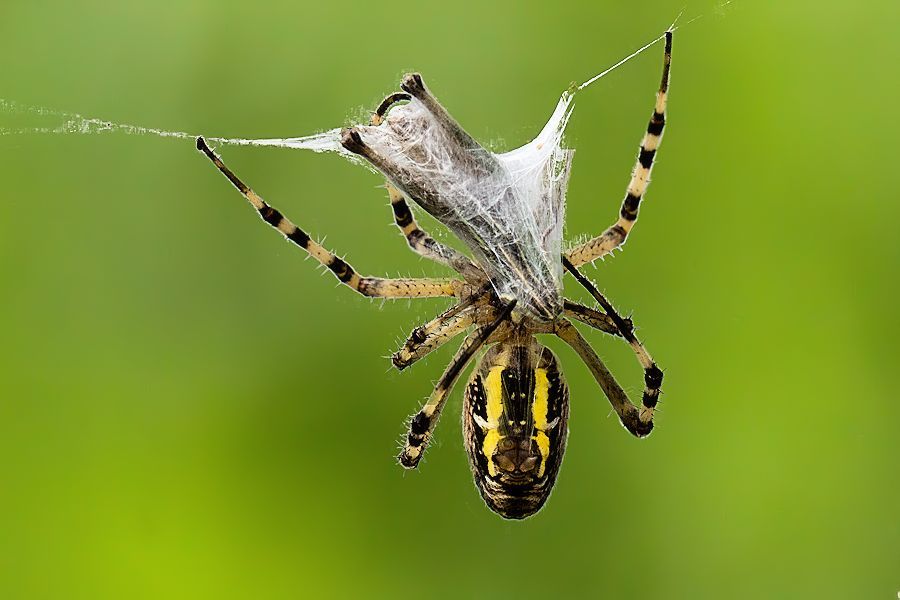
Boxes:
[196,31,673,519]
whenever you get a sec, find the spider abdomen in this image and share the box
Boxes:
[463,338,569,519]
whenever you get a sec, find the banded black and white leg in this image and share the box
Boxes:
[400,299,517,468]
[565,30,672,267]
[562,257,662,434]
[196,137,460,299]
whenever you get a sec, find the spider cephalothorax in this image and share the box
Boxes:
[196,30,673,518]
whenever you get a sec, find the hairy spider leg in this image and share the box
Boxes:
[400,299,517,468]
[392,283,497,371]
[554,319,652,437]
[562,300,625,337]
[562,257,663,431]
[566,30,673,267]
[392,305,477,371]
[196,136,459,299]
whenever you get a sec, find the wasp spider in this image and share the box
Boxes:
[196,31,672,519]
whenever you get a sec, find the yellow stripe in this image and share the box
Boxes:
[484,366,504,426]
[483,430,502,477]
[481,367,506,477]
[532,368,552,477]
[533,368,549,429]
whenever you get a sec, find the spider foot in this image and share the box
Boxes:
[340,127,367,155]
[398,444,424,469]
[400,72,426,97]
[622,411,654,438]
[398,411,432,468]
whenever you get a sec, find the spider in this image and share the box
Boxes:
[195,31,672,519]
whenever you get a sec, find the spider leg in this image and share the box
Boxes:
[562,257,663,432]
[566,30,673,267]
[385,183,483,280]
[562,300,625,337]
[393,283,494,370]
[399,299,517,468]
[392,305,475,371]
[555,319,654,437]
[371,92,411,126]
[196,137,459,299]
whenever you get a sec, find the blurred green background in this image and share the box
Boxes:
[1,1,898,598]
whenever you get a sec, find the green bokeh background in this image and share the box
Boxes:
[1,1,898,598]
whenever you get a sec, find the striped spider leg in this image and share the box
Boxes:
[386,183,484,281]
[562,257,663,436]
[196,137,461,299]
[555,30,673,435]
[391,288,488,371]
[565,30,673,267]
[399,299,517,468]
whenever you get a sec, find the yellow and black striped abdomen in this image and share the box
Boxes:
[463,338,569,519]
